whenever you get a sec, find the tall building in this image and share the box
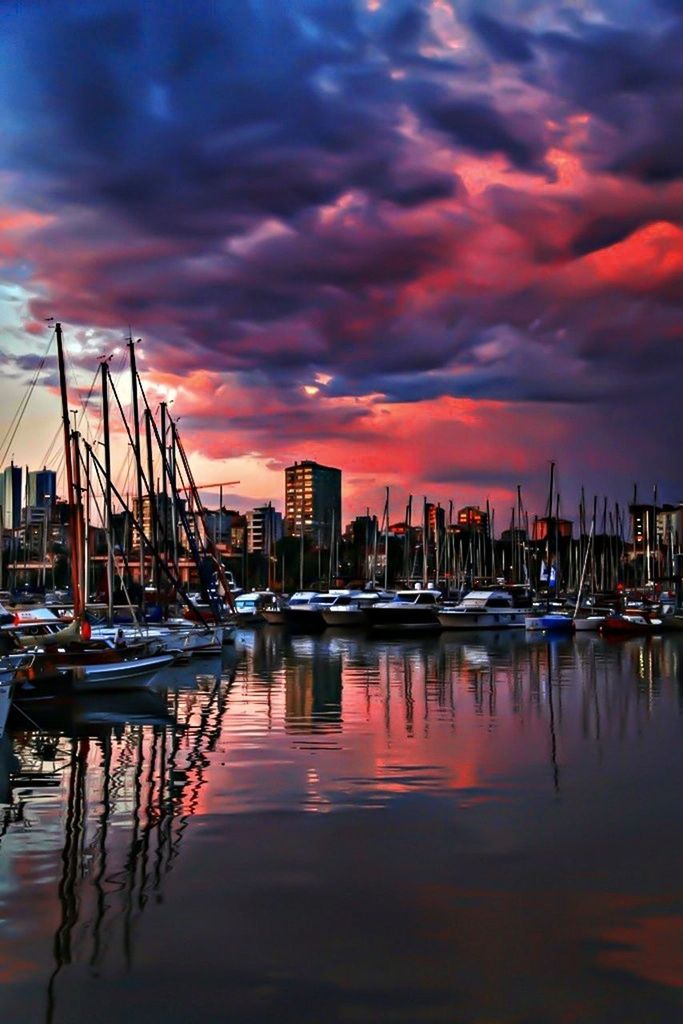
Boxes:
[0,463,23,530]
[630,503,662,550]
[133,494,183,549]
[27,468,57,510]
[203,507,242,549]
[284,460,342,539]
[532,516,573,541]
[456,505,489,534]
[246,504,283,553]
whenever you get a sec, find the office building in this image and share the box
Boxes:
[0,463,23,531]
[27,468,57,510]
[246,504,283,554]
[284,460,342,539]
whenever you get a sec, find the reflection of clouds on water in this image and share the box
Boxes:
[0,635,683,1020]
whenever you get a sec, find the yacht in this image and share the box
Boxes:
[365,588,442,632]
[320,591,387,628]
[438,589,530,630]
[261,594,289,625]
[234,590,278,624]
[283,591,354,630]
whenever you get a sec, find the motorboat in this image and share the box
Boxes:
[524,611,574,633]
[365,588,442,632]
[262,594,289,625]
[438,589,530,630]
[234,591,278,624]
[600,611,663,636]
[283,591,354,630]
[320,591,387,627]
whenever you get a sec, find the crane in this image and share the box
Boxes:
[176,480,240,492]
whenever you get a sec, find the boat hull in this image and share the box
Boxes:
[525,614,573,632]
[321,609,368,627]
[282,609,327,631]
[68,653,176,689]
[573,616,605,632]
[438,610,528,630]
[262,610,287,625]
[365,608,440,632]
[600,615,661,636]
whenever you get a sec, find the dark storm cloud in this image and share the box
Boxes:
[0,0,682,503]
[535,18,683,182]
[468,12,535,64]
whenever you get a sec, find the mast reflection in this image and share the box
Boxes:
[2,658,238,1024]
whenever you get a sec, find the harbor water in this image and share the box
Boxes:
[1,628,683,1022]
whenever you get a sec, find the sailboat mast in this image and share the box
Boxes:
[55,323,82,620]
[127,336,145,596]
[299,515,304,591]
[101,360,114,625]
[422,497,428,588]
[384,486,389,591]
[159,401,170,566]
[545,462,555,609]
[145,408,160,594]
[72,429,86,615]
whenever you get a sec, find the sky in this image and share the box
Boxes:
[0,0,681,524]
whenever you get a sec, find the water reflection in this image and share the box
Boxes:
[0,633,682,1022]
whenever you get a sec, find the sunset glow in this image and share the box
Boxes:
[0,1,681,517]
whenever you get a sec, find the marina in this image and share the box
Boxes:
[1,2,681,1019]
[0,629,683,1022]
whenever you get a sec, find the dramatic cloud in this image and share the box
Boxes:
[0,0,681,516]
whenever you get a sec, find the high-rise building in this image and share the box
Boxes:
[246,504,283,553]
[133,494,183,549]
[27,468,57,509]
[531,515,573,542]
[284,460,342,539]
[0,463,23,530]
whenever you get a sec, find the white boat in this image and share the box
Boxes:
[234,591,278,624]
[365,588,442,632]
[283,591,353,630]
[437,589,530,630]
[92,621,223,656]
[67,651,176,690]
[320,591,385,627]
[262,595,289,625]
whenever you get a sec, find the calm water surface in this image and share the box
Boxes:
[1,629,683,1023]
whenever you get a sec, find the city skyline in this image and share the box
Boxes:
[0,1,681,518]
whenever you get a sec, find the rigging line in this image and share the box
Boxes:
[41,422,64,469]
[115,447,134,509]
[78,366,102,445]
[83,437,212,628]
[0,327,54,451]
[106,373,152,496]
[62,348,99,449]
[85,451,141,626]
[0,329,55,466]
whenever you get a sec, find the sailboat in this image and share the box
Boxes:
[15,324,175,693]
[525,464,573,633]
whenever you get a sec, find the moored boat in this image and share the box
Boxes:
[525,612,574,633]
[283,591,351,630]
[600,612,663,636]
[438,589,531,630]
[320,591,386,628]
[365,588,442,633]
[234,590,278,624]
